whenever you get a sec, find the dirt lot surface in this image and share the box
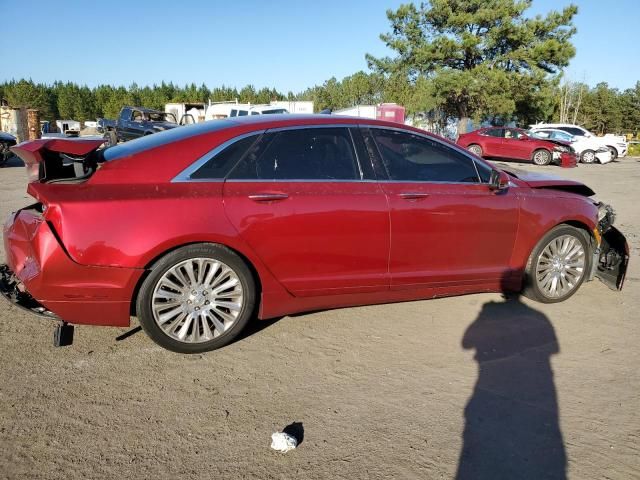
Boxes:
[1,155,639,479]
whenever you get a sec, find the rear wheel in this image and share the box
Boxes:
[607,146,618,160]
[523,225,591,303]
[532,149,551,166]
[136,244,256,353]
[580,149,596,164]
[467,144,483,157]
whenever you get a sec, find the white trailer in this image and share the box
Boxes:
[165,103,206,124]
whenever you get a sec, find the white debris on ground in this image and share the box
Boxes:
[270,432,298,453]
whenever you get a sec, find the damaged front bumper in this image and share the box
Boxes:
[591,203,629,290]
[593,226,629,290]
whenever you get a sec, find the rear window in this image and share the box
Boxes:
[102,120,237,162]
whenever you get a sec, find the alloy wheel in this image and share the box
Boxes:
[151,258,244,343]
[581,150,596,163]
[534,234,586,299]
[533,150,550,165]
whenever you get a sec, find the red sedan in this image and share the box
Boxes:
[1,116,628,353]
[457,127,577,166]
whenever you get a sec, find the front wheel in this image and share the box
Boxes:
[580,149,596,164]
[136,244,256,353]
[523,225,591,303]
[532,149,551,166]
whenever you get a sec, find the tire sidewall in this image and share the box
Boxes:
[524,225,592,303]
[136,243,256,353]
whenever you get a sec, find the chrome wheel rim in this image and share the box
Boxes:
[535,235,585,299]
[468,145,482,156]
[582,151,595,163]
[533,150,549,165]
[151,258,244,343]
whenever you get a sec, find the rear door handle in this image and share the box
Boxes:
[398,192,429,200]
[248,193,289,202]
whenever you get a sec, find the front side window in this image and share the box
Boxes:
[229,127,359,180]
[558,127,586,136]
[371,129,480,183]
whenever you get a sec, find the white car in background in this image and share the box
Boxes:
[529,128,613,164]
[531,123,628,159]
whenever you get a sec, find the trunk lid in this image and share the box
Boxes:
[11,138,105,183]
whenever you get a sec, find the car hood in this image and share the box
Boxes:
[0,131,17,142]
[502,167,595,197]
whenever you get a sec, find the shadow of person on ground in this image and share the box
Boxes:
[456,289,566,480]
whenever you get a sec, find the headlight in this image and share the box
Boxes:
[597,203,616,232]
[554,145,569,153]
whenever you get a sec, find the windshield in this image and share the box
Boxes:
[148,112,177,123]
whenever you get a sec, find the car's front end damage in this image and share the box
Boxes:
[591,203,629,290]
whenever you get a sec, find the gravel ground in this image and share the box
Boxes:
[1,155,639,479]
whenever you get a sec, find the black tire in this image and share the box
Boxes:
[580,149,596,164]
[522,225,592,303]
[532,149,552,166]
[136,243,256,354]
[607,146,618,160]
[467,144,483,157]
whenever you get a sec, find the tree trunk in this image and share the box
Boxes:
[457,116,470,135]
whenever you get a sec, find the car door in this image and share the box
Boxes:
[501,128,531,160]
[364,127,520,288]
[478,128,504,157]
[223,126,390,296]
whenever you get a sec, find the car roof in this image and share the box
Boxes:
[124,106,166,114]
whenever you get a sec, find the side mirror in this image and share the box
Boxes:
[489,170,510,192]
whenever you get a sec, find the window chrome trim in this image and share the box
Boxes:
[363,124,492,185]
[171,130,266,183]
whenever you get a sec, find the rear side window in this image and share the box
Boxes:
[558,127,585,136]
[229,127,359,180]
[190,134,260,179]
[371,129,480,183]
[482,128,504,137]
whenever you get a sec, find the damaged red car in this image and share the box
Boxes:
[1,115,629,353]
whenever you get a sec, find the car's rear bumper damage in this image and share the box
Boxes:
[2,206,143,327]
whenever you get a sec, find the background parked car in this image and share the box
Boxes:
[0,131,17,166]
[457,127,576,166]
[531,123,628,159]
[102,106,179,145]
[529,128,612,164]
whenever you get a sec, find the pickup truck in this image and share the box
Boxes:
[102,106,179,145]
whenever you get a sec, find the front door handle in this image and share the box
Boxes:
[248,193,289,202]
[398,192,429,200]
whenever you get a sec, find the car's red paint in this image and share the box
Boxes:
[457,127,574,163]
[4,115,602,329]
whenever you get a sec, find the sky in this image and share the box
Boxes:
[0,0,637,93]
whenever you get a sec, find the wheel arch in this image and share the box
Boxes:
[129,240,263,317]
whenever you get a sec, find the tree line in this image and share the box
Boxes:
[1,1,638,135]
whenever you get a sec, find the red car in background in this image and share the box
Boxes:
[1,115,627,353]
[457,127,577,166]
